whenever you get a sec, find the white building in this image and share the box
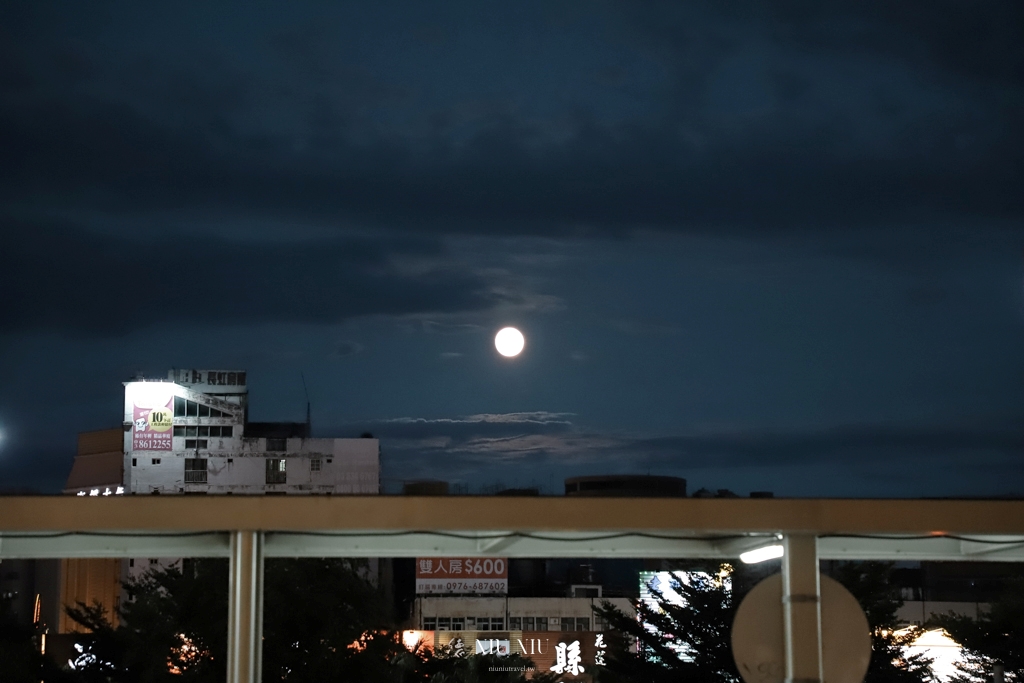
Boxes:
[123,369,379,496]
[119,369,380,579]
[413,595,634,633]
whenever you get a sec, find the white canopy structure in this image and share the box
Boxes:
[2,496,1022,683]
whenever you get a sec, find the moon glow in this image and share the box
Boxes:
[495,327,525,357]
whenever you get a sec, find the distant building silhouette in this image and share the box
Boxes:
[564,475,686,497]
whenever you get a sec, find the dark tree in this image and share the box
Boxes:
[61,557,560,682]
[933,577,1024,682]
[827,561,933,683]
[592,561,934,683]
[261,558,391,681]
[592,564,741,683]
[0,594,78,683]
[65,560,229,682]
[63,558,396,682]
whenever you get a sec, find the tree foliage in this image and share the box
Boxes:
[58,558,556,682]
[933,577,1024,683]
[592,561,934,683]
[592,564,741,683]
[829,562,934,683]
[0,594,78,683]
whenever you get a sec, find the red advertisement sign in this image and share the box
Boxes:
[133,396,174,451]
[415,558,508,595]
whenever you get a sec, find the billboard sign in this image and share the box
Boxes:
[415,557,508,594]
[131,388,174,451]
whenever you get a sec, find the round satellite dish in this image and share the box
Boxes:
[731,573,871,683]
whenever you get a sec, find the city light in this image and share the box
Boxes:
[402,630,428,650]
[898,628,966,681]
[739,544,784,564]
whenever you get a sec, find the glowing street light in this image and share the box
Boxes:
[739,544,784,564]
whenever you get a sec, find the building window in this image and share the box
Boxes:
[575,617,590,631]
[310,459,322,472]
[266,458,287,484]
[326,458,332,464]
[185,458,208,484]
[423,617,436,630]
[451,617,464,630]
[534,617,547,631]
[437,617,451,631]
[177,425,233,438]
[490,617,504,630]
[129,559,134,567]
[509,617,522,630]
[149,559,159,565]
[476,617,490,631]
[266,438,287,452]
[174,397,230,419]
[151,458,161,465]
[184,440,208,450]
[132,458,137,467]
[523,616,535,631]
[561,618,574,632]
[208,371,245,386]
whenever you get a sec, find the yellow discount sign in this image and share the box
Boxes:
[148,407,173,432]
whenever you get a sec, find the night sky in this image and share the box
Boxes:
[2,1,1023,497]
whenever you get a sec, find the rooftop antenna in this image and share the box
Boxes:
[301,372,311,435]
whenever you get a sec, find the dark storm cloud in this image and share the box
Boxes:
[374,413,1024,495]
[330,341,364,358]
[632,423,1024,469]
[349,412,575,440]
[1,1,1021,243]
[370,413,1024,468]
[0,219,503,335]
[2,1,1023,499]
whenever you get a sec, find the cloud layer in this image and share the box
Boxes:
[1,220,504,335]
[1,0,1021,240]
[359,412,1024,495]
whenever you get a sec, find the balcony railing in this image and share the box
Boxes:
[2,497,1023,683]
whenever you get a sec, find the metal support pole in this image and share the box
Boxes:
[782,534,822,683]
[228,531,264,683]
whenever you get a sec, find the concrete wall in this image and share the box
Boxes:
[127,438,378,494]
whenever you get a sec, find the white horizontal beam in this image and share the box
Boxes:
[261,531,755,558]
[959,535,1024,558]
[0,532,231,559]
[4,531,1024,561]
[818,535,1024,562]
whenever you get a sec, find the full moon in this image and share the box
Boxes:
[495,327,525,357]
